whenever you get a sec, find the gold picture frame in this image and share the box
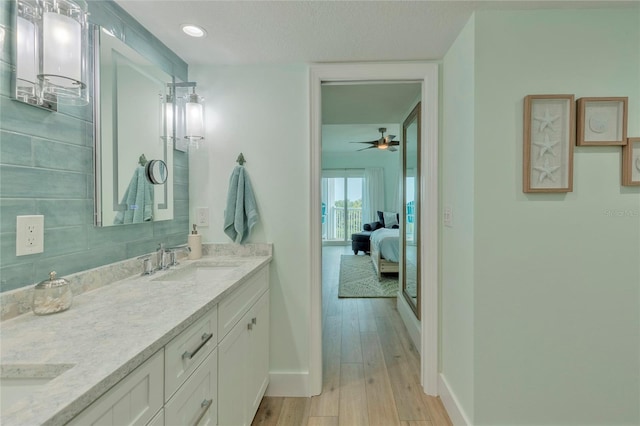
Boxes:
[577,97,628,146]
[622,137,640,186]
[523,94,575,193]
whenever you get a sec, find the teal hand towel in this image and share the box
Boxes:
[224,166,259,244]
[114,166,153,224]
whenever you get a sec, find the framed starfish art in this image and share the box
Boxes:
[622,137,640,186]
[523,94,575,193]
[577,97,628,146]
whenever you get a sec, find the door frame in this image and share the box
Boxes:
[309,62,440,396]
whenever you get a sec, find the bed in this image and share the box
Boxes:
[369,228,400,279]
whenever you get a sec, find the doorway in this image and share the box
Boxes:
[309,63,440,397]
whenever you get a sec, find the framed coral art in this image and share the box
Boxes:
[577,97,628,146]
[523,94,575,193]
[622,137,640,186]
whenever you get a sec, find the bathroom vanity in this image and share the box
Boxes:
[0,247,272,426]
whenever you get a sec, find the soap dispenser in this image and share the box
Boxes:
[188,224,202,260]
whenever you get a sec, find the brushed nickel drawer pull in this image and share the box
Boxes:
[251,317,257,325]
[182,333,213,360]
[247,322,253,330]
[193,398,213,426]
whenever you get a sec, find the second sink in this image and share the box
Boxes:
[152,261,241,282]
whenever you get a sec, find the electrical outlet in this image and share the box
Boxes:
[16,215,44,256]
[196,207,209,227]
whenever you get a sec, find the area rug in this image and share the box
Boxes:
[338,255,398,298]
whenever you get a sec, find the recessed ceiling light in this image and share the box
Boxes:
[181,24,207,38]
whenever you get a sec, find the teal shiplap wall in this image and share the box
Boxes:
[0,0,189,292]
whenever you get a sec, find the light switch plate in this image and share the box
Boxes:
[16,215,44,256]
[444,205,453,228]
[196,207,209,227]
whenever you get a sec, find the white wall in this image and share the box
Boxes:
[189,64,312,392]
[441,14,476,424]
[443,8,640,425]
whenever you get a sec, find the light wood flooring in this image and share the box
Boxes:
[252,246,452,426]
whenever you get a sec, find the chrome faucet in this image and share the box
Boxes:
[165,244,191,267]
[156,243,168,271]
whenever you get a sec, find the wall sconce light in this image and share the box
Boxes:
[168,81,205,150]
[185,86,205,142]
[15,0,89,110]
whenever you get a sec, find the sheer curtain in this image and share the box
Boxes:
[363,167,384,223]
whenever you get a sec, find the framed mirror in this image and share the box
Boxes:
[94,27,174,226]
[402,102,421,319]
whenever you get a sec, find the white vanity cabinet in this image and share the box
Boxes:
[67,262,270,426]
[68,349,165,426]
[218,267,270,426]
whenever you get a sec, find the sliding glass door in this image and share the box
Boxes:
[322,170,364,243]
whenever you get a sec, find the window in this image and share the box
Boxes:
[322,170,364,242]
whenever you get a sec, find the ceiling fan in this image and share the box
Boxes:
[350,127,399,152]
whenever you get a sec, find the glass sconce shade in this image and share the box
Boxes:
[185,93,205,141]
[42,12,82,87]
[16,14,37,97]
[15,0,89,108]
[39,0,89,105]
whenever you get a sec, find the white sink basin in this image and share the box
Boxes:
[152,261,241,282]
[0,364,74,409]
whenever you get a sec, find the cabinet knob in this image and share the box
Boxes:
[247,323,253,330]
[252,317,257,325]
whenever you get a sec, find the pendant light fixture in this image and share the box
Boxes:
[15,0,89,109]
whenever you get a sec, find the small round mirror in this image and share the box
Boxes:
[145,159,168,185]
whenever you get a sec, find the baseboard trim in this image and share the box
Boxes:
[438,373,472,426]
[397,292,421,353]
[265,372,309,397]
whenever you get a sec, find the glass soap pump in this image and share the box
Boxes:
[32,271,73,315]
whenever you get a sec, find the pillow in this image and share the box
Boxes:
[382,211,398,229]
[377,210,399,227]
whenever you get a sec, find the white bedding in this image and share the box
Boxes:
[370,228,400,263]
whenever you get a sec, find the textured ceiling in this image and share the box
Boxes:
[114,0,636,66]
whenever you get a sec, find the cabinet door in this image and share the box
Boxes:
[165,348,217,426]
[217,310,250,426]
[247,290,270,419]
[68,350,164,426]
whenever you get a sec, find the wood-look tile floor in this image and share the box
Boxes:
[252,246,452,426]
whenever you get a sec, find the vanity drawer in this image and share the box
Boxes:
[68,349,164,426]
[165,348,217,426]
[218,266,269,342]
[165,305,217,401]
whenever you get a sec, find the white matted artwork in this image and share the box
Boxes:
[523,94,575,193]
[577,97,628,146]
[622,137,640,186]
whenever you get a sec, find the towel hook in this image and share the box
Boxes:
[138,154,148,166]
[236,153,246,166]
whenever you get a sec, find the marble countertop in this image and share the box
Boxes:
[0,253,271,426]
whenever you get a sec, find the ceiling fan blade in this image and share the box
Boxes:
[388,135,397,140]
[357,146,376,151]
[349,140,377,144]
[389,141,400,146]
[388,147,398,152]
